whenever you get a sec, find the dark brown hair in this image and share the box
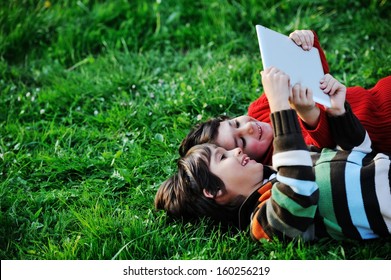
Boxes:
[178,115,230,157]
[155,143,240,227]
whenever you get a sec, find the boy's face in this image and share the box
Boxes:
[215,115,273,162]
[209,146,264,205]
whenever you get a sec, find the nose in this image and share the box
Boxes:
[233,147,242,156]
[239,122,253,135]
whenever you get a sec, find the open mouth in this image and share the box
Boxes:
[256,123,263,140]
[241,156,250,166]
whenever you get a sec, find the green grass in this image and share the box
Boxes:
[1,0,391,260]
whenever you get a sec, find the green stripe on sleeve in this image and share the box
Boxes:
[272,184,317,218]
[315,149,344,239]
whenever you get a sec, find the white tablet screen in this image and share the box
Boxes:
[256,25,331,107]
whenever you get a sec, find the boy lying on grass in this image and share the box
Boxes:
[155,67,391,242]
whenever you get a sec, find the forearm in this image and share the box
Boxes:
[296,106,320,129]
[271,109,316,186]
[271,109,310,169]
[299,107,336,148]
[328,102,372,152]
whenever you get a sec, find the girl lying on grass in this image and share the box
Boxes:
[179,30,391,165]
[155,67,391,242]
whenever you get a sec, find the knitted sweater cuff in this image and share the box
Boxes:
[271,109,301,136]
[271,109,307,153]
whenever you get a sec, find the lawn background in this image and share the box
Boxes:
[1,0,391,260]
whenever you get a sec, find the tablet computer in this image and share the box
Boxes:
[255,25,331,107]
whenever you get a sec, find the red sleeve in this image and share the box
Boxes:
[248,30,334,149]
[248,94,271,122]
[298,106,336,148]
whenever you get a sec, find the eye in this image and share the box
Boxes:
[240,137,246,148]
[235,120,240,128]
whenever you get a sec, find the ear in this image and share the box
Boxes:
[203,189,223,199]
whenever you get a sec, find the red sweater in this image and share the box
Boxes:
[248,31,391,165]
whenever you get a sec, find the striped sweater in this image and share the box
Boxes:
[239,104,391,241]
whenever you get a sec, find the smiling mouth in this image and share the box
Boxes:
[256,123,263,140]
[241,156,250,166]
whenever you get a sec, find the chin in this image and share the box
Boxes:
[253,150,266,161]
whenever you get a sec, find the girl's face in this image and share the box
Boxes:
[215,116,273,162]
[208,146,263,205]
